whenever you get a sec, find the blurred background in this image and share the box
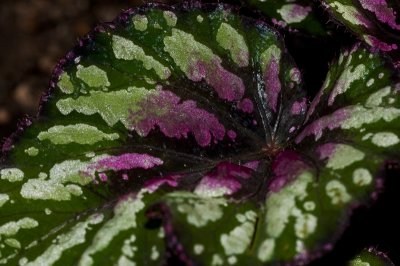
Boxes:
[0,0,181,139]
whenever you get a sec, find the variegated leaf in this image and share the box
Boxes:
[0,2,399,266]
[321,0,400,67]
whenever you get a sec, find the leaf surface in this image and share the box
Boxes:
[321,0,400,67]
[0,3,399,265]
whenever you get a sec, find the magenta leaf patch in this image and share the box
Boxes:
[0,2,399,265]
[321,0,400,67]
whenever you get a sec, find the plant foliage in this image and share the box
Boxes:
[0,2,399,266]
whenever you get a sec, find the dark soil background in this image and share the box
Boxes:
[0,1,399,265]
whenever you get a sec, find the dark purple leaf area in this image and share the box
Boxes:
[0,1,400,266]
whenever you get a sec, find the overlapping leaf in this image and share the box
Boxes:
[246,0,327,35]
[0,2,399,265]
[348,248,394,266]
[321,0,400,67]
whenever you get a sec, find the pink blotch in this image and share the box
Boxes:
[144,175,179,193]
[98,173,108,182]
[269,151,309,192]
[227,130,237,141]
[130,90,226,147]
[359,0,400,30]
[238,50,250,67]
[88,153,163,172]
[291,98,307,115]
[187,59,245,101]
[194,162,255,196]
[272,18,287,28]
[195,174,242,196]
[290,68,302,83]
[288,4,312,22]
[295,107,350,143]
[187,60,207,81]
[316,143,338,160]
[237,98,254,113]
[365,35,398,51]
[122,174,129,181]
[306,87,324,122]
[264,58,282,112]
[243,160,260,171]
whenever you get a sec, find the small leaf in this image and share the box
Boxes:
[321,0,400,67]
[348,248,394,266]
[0,2,399,266]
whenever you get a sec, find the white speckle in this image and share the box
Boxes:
[265,171,313,237]
[1,168,24,182]
[163,11,177,27]
[197,15,204,23]
[23,214,103,266]
[257,239,275,262]
[211,254,224,266]
[371,132,399,147]
[235,213,246,223]
[5,238,21,249]
[19,257,28,266]
[294,213,317,239]
[117,256,136,266]
[342,105,400,130]
[76,65,110,88]
[216,22,249,67]
[112,35,170,79]
[362,133,373,140]
[303,201,316,211]
[45,208,52,215]
[365,86,391,107]
[0,218,38,237]
[132,14,148,31]
[227,256,237,265]
[20,155,108,201]
[151,246,159,261]
[220,211,256,255]
[37,124,119,145]
[326,180,351,205]
[353,168,372,186]
[379,72,384,79]
[158,228,165,238]
[326,144,365,170]
[24,147,39,157]
[194,244,204,255]
[277,4,312,24]
[175,193,226,227]
[296,240,305,253]
[78,193,145,266]
[328,62,366,105]
[38,172,47,179]
[85,152,95,158]
[366,79,374,87]
[0,194,10,207]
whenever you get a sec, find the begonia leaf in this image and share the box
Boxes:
[0,2,399,265]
